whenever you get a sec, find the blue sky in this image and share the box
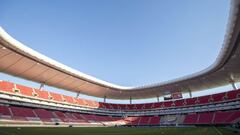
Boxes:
[0,0,237,103]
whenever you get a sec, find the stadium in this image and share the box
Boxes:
[0,0,240,135]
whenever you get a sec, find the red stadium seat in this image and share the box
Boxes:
[49,92,64,102]
[72,113,89,123]
[104,103,112,109]
[227,89,240,100]
[63,113,82,123]
[174,100,184,107]
[148,116,161,125]
[91,101,99,108]
[185,97,197,106]
[197,112,214,124]
[183,113,199,124]
[54,111,68,122]
[15,84,34,97]
[213,111,234,124]
[124,117,135,125]
[163,101,173,108]
[138,116,151,125]
[0,81,15,93]
[135,104,144,110]
[153,102,162,109]
[144,103,153,109]
[212,92,226,102]
[80,114,97,122]
[111,104,119,109]
[10,106,36,121]
[84,99,96,108]
[123,104,129,110]
[0,105,11,116]
[118,104,125,110]
[34,89,50,100]
[198,95,211,104]
[34,109,55,122]
[62,95,75,104]
[95,115,113,122]
[131,117,141,125]
[98,102,106,109]
[128,104,135,110]
[225,110,240,123]
[75,98,85,106]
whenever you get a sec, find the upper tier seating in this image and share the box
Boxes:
[34,89,50,100]
[212,93,225,102]
[163,101,174,108]
[227,90,240,100]
[62,95,75,104]
[49,92,64,102]
[144,103,153,109]
[111,104,119,109]
[0,81,240,111]
[174,100,185,107]
[15,84,34,97]
[0,81,14,93]
[185,98,197,106]
[84,100,99,108]
[198,95,211,104]
[75,98,85,106]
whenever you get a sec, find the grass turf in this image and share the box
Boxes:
[0,127,238,135]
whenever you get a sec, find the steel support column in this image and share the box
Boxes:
[39,83,44,90]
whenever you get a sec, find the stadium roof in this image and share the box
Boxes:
[0,1,240,100]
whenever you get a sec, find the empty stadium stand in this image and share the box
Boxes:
[1,81,240,112]
[0,80,240,126]
[1,104,240,126]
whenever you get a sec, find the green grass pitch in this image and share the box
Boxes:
[0,127,238,135]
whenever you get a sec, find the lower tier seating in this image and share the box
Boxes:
[10,106,37,121]
[34,109,56,122]
[0,105,240,126]
[183,111,240,125]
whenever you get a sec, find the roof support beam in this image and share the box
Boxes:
[230,74,238,90]
[103,96,106,103]
[130,96,132,104]
[39,83,44,91]
[157,95,160,102]
[230,81,238,90]
[76,92,80,98]
[188,89,192,98]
